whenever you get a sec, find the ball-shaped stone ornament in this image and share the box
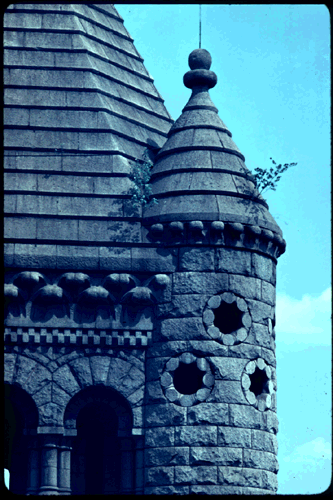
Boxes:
[188,48,212,70]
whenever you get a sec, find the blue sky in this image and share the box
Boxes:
[116,3,331,494]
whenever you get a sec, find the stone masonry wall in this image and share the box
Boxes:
[144,245,279,494]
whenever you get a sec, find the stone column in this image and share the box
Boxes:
[120,438,134,493]
[27,437,40,495]
[38,435,59,495]
[134,435,144,495]
[57,437,72,495]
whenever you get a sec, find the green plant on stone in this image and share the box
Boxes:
[253,158,297,195]
[129,149,158,208]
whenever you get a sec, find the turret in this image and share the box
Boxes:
[143,49,282,494]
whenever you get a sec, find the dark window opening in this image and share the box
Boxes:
[249,367,269,397]
[173,362,204,395]
[71,402,121,495]
[214,301,243,334]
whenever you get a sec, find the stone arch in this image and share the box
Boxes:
[4,383,39,494]
[64,385,135,494]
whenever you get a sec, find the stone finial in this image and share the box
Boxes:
[188,48,212,70]
[183,48,217,90]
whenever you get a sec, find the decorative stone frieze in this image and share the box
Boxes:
[4,271,172,337]
[4,327,153,347]
[146,220,286,258]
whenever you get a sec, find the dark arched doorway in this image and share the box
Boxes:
[4,384,38,494]
[66,386,135,495]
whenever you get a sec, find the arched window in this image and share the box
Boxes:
[65,386,135,495]
[4,384,38,494]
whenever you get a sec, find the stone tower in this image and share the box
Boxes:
[4,4,285,495]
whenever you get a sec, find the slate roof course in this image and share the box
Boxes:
[4,3,173,258]
[143,49,282,235]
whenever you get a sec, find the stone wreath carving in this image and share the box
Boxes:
[160,352,214,407]
[203,292,252,345]
[241,357,275,412]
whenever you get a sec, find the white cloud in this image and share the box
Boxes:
[275,287,331,345]
[283,437,332,464]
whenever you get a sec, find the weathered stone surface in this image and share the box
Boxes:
[145,427,175,448]
[218,427,251,448]
[106,357,131,387]
[190,484,243,494]
[53,364,80,396]
[89,356,111,385]
[38,402,64,426]
[145,447,189,466]
[247,299,273,324]
[13,243,57,268]
[68,357,93,388]
[190,446,242,466]
[132,406,144,429]
[118,365,145,397]
[145,466,174,486]
[229,343,261,359]
[51,382,71,407]
[175,426,217,446]
[261,281,276,306]
[147,340,228,358]
[218,466,262,488]
[264,410,279,434]
[145,404,186,427]
[261,469,278,491]
[179,247,215,271]
[131,247,177,273]
[252,429,278,453]
[146,380,167,404]
[246,487,275,494]
[57,245,99,270]
[217,248,251,275]
[159,317,209,341]
[25,362,52,394]
[229,404,263,430]
[146,357,169,381]
[187,402,229,425]
[33,382,52,407]
[248,323,272,348]
[252,253,275,283]
[127,385,144,407]
[13,355,37,387]
[208,357,248,380]
[173,272,228,295]
[228,275,261,300]
[99,246,131,271]
[4,352,17,384]
[207,380,247,404]
[175,465,217,484]
[166,294,207,318]
[243,449,279,473]
[145,485,189,494]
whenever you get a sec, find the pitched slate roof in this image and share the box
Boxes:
[144,49,282,235]
[4,3,173,266]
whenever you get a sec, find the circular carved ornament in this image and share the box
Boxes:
[161,352,214,407]
[203,292,252,346]
[241,358,276,412]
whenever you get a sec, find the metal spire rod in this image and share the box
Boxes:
[199,4,202,48]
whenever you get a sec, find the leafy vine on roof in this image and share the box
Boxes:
[129,149,158,208]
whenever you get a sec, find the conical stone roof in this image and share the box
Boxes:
[144,49,283,240]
